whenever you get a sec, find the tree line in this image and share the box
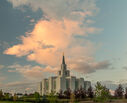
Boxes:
[0,82,127,103]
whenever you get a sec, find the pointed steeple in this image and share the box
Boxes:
[62,52,65,64]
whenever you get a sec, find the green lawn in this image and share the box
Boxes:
[1,99,127,103]
[0,101,31,103]
[80,99,127,103]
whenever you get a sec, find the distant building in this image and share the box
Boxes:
[39,54,91,95]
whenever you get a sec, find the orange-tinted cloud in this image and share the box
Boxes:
[5,0,108,75]
[5,19,98,66]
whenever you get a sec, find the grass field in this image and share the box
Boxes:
[80,99,127,103]
[0,101,31,103]
[1,99,127,103]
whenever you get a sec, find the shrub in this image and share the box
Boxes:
[125,87,127,99]
[48,91,57,103]
[115,84,124,99]
[34,92,41,103]
[87,86,94,98]
[94,82,111,102]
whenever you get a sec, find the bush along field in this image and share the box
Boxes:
[0,82,127,103]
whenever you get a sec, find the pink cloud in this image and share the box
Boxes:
[4,19,91,66]
[4,18,104,73]
[4,0,107,76]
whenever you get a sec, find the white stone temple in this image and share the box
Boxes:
[39,54,91,95]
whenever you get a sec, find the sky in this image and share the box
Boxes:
[0,0,127,93]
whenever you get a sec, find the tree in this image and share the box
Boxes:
[74,90,80,99]
[94,82,111,102]
[48,91,57,103]
[34,92,40,103]
[87,86,94,98]
[4,93,10,100]
[115,84,124,98]
[64,88,71,99]
[125,87,127,99]
[42,95,48,103]
[70,93,75,103]
[0,89,3,100]
[13,93,18,101]
[74,87,86,100]
[79,87,86,99]
[57,89,64,99]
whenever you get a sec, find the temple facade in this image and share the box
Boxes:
[39,54,91,95]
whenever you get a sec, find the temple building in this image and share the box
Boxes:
[39,54,91,95]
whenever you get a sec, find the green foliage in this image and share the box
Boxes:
[115,84,124,99]
[13,94,18,101]
[0,90,4,100]
[74,88,86,100]
[48,91,57,103]
[34,92,40,103]
[64,88,71,99]
[0,101,31,103]
[42,95,48,103]
[70,93,79,103]
[4,93,11,100]
[87,86,94,98]
[94,82,111,102]
[125,87,127,99]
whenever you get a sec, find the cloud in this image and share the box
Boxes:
[0,77,6,82]
[86,19,95,24]
[0,75,6,87]
[1,81,37,94]
[69,59,111,74]
[26,15,31,18]
[7,64,58,80]
[30,19,35,23]
[4,0,109,76]
[118,79,127,84]
[0,41,10,50]
[4,18,101,67]
[0,65,4,70]
[7,0,99,20]
[1,63,59,93]
[98,80,127,91]
[123,66,127,70]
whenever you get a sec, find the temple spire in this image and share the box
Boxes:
[62,52,65,64]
